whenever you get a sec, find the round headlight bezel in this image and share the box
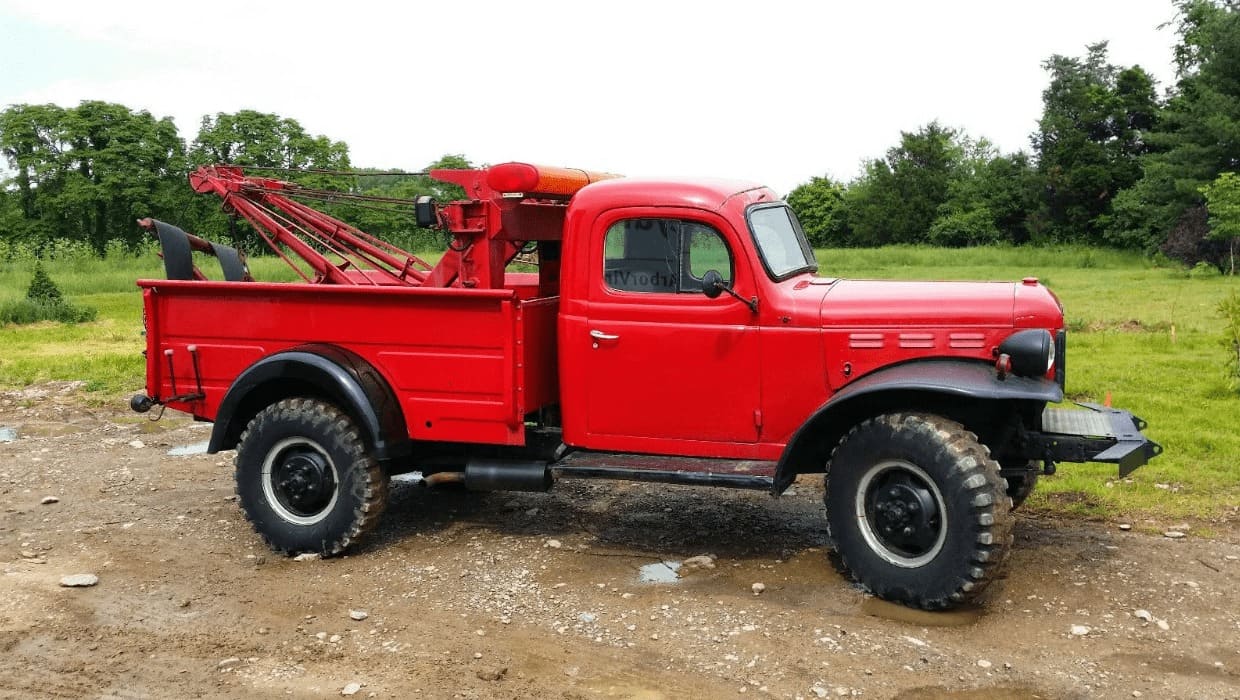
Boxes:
[998,329,1054,378]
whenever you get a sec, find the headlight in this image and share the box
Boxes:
[998,329,1054,377]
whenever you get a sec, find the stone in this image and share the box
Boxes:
[546,539,562,549]
[977,659,993,669]
[59,573,98,587]
[1070,624,1091,636]
[349,610,369,621]
[578,612,597,623]
[128,439,145,449]
[811,687,829,699]
[476,667,507,681]
[1163,531,1186,539]
[341,682,363,696]
[293,552,321,562]
[1118,523,1132,531]
[681,555,716,570]
[1133,609,1153,622]
[751,582,766,595]
[40,496,59,505]
[217,657,241,670]
[1156,619,1170,631]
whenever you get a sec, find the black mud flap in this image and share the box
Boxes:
[153,220,194,281]
[151,219,249,282]
[1031,403,1162,477]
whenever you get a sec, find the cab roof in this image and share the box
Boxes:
[570,177,777,214]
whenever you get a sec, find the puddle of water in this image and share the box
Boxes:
[0,427,16,443]
[166,440,210,456]
[637,561,681,584]
[861,597,982,627]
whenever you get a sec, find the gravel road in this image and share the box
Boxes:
[1,383,1237,699]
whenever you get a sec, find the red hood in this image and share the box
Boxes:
[817,279,1058,328]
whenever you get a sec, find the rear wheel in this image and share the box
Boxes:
[825,413,1014,610]
[235,398,388,555]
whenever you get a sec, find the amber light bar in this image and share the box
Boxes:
[485,162,620,196]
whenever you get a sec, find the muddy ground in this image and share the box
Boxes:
[0,383,1237,700]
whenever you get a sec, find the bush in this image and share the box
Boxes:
[1190,261,1222,278]
[1222,291,1240,391]
[26,262,63,303]
[1160,205,1228,271]
[0,262,97,326]
[0,298,97,325]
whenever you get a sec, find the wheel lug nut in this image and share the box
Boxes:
[902,526,914,536]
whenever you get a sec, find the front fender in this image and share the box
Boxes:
[207,344,410,461]
[772,360,1062,494]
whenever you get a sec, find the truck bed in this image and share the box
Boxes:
[139,279,558,446]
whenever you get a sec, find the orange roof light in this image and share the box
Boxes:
[485,162,620,196]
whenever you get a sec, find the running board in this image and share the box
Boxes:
[552,451,776,491]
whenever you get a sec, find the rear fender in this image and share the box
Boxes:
[772,360,1063,494]
[207,344,410,460]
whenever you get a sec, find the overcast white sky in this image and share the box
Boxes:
[0,0,1180,194]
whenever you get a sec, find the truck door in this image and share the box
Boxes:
[581,209,761,456]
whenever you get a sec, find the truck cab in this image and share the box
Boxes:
[133,162,1160,610]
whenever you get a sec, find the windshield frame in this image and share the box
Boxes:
[745,202,818,281]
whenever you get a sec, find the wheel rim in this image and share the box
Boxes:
[854,460,947,568]
[261,437,339,525]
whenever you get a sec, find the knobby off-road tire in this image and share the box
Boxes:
[824,413,1015,610]
[235,398,389,556]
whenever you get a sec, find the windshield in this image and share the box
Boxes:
[747,204,817,279]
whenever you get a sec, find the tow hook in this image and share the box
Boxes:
[130,394,155,413]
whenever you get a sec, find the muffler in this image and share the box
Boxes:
[464,459,552,492]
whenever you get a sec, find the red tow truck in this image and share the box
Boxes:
[132,162,1160,609]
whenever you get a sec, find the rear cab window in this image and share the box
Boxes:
[603,218,733,294]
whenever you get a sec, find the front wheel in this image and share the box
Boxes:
[825,413,1014,610]
[235,398,388,555]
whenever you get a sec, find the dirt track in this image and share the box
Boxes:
[1,383,1237,699]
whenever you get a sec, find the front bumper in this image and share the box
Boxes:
[1028,403,1162,477]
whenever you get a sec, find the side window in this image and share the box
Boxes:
[603,218,733,294]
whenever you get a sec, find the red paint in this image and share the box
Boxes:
[141,163,1065,463]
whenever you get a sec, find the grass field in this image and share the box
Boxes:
[0,244,1237,524]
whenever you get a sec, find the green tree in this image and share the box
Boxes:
[933,140,1040,246]
[0,101,188,251]
[1202,171,1240,274]
[60,101,188,251]
[186,110,353,247]
[1108,1,1240,253]
[847,122,963,245]
[786,176,849,246]
[338,154,475,251]
[1032,43,1159,243]
[190,110,349,172]
[0,104,70,244]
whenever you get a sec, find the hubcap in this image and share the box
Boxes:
[262,437,339,525]
[854,460,947,568]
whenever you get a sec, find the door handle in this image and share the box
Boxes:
[590,329,620,346]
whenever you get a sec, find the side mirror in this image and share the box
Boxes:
[701,269,724,298]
